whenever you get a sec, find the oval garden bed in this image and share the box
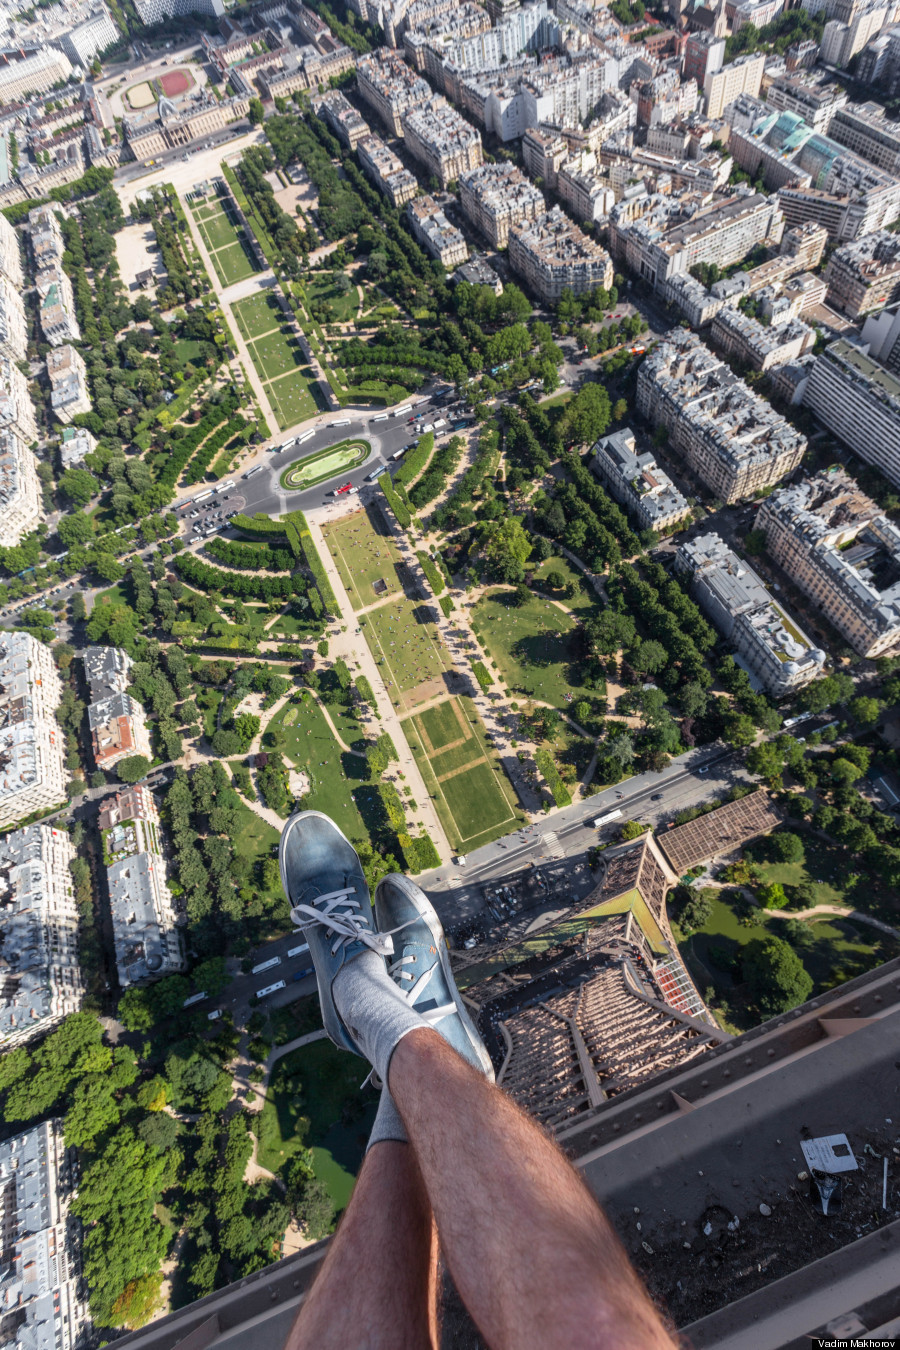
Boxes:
[280,438,371,490]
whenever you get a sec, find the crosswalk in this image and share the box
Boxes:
[542,831,565,860]
[448,875,463,888]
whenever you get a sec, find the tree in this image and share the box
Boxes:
[849,695,882,727]
[742,936,813,1015]
[630,639,667,676]
[58,511,94,547]
[248,97,265,125]
[481,517,532,582]
[831,756,863,785]
[137,1112,179,1152]
[743,529,767,556]
[233,713,261,750]
[59,468,99,507]
[769,831,804,863]
[118,988,155,1032]
[757,881,789,909]
[724,711,756,748]
[109,1273,164,1329]
[116,755,151,784]
[93,553,125,584]
[679,893,713,932]
[544,569,566,591]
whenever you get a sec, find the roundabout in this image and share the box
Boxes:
[280,438,372,491]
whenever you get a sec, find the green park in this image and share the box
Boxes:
[280,439,371,490]
[472,586,598,709]
[402,696,522,852]
[231,291,326,430]
[189,192,260,288]
[362,594,452,711]
[321,504,406,610]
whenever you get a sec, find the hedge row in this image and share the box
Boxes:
[174,552,302,600]
[376,730,398,763]
[356,675,375,706]
[395,433,434,489]
[185,415,249,485]
[415,550,445,596]
[284,510,339,615]
[472,661,492,691]
[231,512,288,539]
[161,393,239,488]
[399,830,441,874]
[535,748,572,808]
[205,537,295,573]
[379,477,411,529]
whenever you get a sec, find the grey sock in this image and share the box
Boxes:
[332,950,426,1085]
[366,1087,408,1152]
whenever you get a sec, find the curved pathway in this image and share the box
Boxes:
[766,903,900,941]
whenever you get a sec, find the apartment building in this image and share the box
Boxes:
[824,230,900,315]
[0,633,67,830]
[357,134,418,207]
[522,126,569,191]
[557,151,615,225]
[56,2,119,65]
[84,646,152,772]
[47,344,91,424]
[0,358,38,447]
[357,48,433,136]
[765,70,848,132]
[0,47,72,102]
[508,205,613,302]
[704,51,765,119]
[682,32,726,87]
[34,264,80,347]
[758,467,900,657]
[591,428,689,534]
[632,71,700,128]
[607,189,784,292]
[133,0,223,22]
[406,195,468,266]
[314,89,370,151]
[804,337,900,486]
[675,532,826,695]
[402,96,483,188]
[0,430,43,546]
[711,307,816,370]
[636,329,806,503]
[102,784,186,987]
[829,99,900,175]
[821,3,892,67]
[0,212,23,290]
[0,825,81,1047]
[458,161,544,247]
[0,274,27,364]
[0,1121,90,1350]
[60,423,97,468]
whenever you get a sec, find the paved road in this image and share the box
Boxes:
[418,745,750,930]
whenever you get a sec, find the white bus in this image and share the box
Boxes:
[393,405,411,417]
[594,809,623,827]
[282,438,296,450]
[251,955,282,975]
[214,480,235,494]
[195,489,214,502]
[182,991,208,1008]
[372,413,389,423]
[243,465,263,479]
[257,980,286,998]
[391,448,406,461]
[333,418,351,427]
[298,429,315,444]
[366,465,387,481]
[287,942,310,958]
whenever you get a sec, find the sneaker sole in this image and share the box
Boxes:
[377,874,494,1080]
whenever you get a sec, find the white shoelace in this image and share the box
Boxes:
[388,952,455,1024]
[291,888,394,958]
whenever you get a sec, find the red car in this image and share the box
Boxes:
[336,482,353,494]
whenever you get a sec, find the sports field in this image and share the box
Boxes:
[231,291,325,430]
[190,193,260,288]
[363,595,451,711]
[472,587,596,708]
[402,696,520,852]
[322,505,405,611]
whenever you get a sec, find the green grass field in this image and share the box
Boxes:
[256,1037,375,1214]
[193,196,260,287]
[322,505,406,610]
[472,587,595,709]
[363,595,451,710]
[269,692,368,839]
[232,292,325,430]
[304,273,360,324]
[403,696,520,851]
[281,440,371,490]
[532,557,596,613]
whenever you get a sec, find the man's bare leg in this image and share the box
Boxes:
[287,1141,439,1350]
[390,1029,676,1350]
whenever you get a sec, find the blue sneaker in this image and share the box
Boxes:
[279,811,393,1056]
[374,873,494,1079]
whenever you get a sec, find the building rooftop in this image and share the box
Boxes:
[510,204,611,268]
[459,160,544,217]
